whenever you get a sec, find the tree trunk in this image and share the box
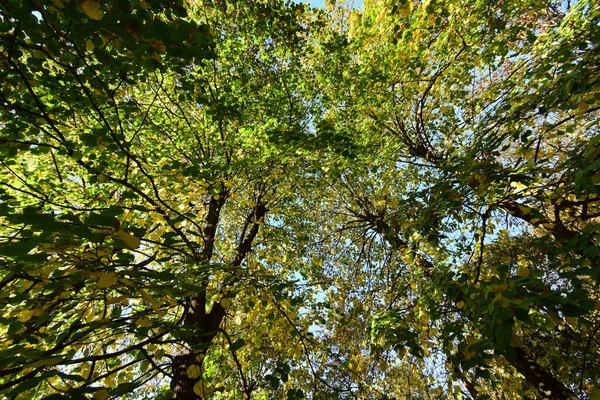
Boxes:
[509,346,577,399]
[170,197,266,398]
[171,353,202,399]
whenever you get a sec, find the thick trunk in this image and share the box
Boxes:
[171,353,202,399]
[170,196,266,398]
[170,301,225,399]
[509,347,577,399]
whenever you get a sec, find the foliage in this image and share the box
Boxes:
[1,0,599,399]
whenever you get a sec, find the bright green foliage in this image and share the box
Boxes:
[1,0,599,399]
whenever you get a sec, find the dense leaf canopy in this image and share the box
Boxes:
[1,0,599,399]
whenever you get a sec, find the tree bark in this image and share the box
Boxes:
[171,353,202,399]
[509,347,577,399]
[170,195,266,398]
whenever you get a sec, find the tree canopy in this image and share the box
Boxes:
[1,0,599,399]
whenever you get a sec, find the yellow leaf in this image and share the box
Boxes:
[81,0,104,20]
[456,301,465,309]
[510,181,528,193]
[96,246,112,257]
[293,345,302,358]
[399,0,414,16]
[106,295,124,305]
[85,310,97,323]
[93,389,109,400]
[565,316,577,327]
[135,317,152,327]
[98,272,118,289]
[113,229,141,248]
[517,266,530,277]
[18,310,32,322]
[42,264,55,276]
[517,205,532,215]
[220,297,231,309]
[591,173,600,184]
[139,288,156,306]
[80,252,96,261]
[31,307,44,317]
[187,364,202,379]
[193,381,209,397]
[86,39,95,51]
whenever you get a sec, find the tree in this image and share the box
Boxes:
[1,0,599,399]
[1,0,314,398]
[312,0,600,397]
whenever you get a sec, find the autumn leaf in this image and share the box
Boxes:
[193,381,209,397]
[220,297,231,309]
[113,229,141,248]
[517,205,532,215]
[81,0,104,21]
[93,389,109,400]
[186,364,202,379]
[134,317,152,328]
[98,272,118,289]
[398,0,414,16]
[1,0,598,398]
